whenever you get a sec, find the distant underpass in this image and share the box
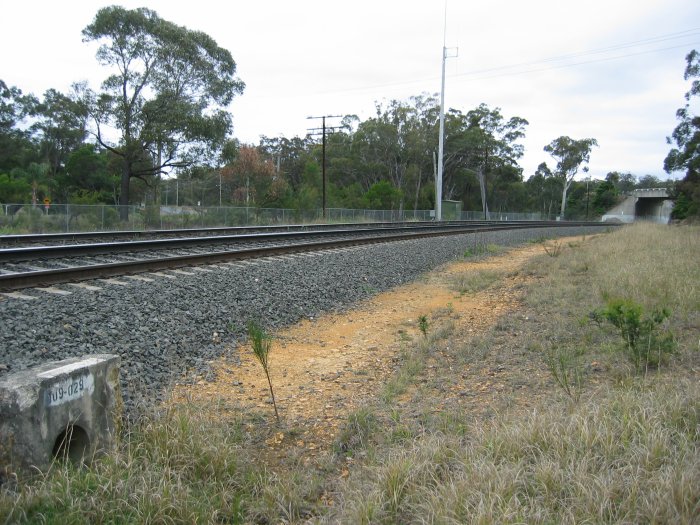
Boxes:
[602,188,673,224]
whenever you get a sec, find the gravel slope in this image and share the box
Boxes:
[0,226,607,414]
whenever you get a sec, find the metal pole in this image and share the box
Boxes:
[322,117,328,220]
[437,4,457,222]
[437,44,446,222]
[307,115,342,221]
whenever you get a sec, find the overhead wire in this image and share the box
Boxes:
[310,28,700,96]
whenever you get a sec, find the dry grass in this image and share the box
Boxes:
[2,224,698,524]
[327,223,700,524]
[449,269,506,295]
[0,403,323,524]
[590,224,699,320]
[330,379,699,524]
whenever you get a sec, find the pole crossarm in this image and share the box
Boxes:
[306,115,343,221]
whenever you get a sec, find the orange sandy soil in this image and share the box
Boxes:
[170,239,576,456]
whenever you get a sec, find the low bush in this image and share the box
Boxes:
[591,297,676,372]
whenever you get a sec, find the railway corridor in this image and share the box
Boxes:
[168,240,569,459]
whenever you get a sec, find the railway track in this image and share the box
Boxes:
[0,221,611,292]
[0,220,551,247]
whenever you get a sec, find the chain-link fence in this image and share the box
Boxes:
[0,203,547,234]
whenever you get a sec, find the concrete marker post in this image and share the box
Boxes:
[0,354,121,480]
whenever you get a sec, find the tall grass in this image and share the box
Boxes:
[327,224,700,523]
[523,224,699,372]
[592,224,699,317]
[2,223,697,524]
[0,403,322,524]
[331,379,699,524]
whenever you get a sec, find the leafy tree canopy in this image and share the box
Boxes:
[82,6,245,216]
[0,80,39,173]
[544,136,598,218]
[665,49,700,220]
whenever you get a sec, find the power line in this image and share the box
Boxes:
[299,28,700,97]
[462,28,700,77]
[307,115,343,220]
[453,42,700,83]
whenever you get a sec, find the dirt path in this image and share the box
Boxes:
[171,240,569,455]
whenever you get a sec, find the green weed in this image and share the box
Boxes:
[542,239,563,257]
[544,346,585,403]
[247,320,280,424]
[418,315,429,338]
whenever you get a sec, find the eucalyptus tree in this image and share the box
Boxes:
[0,80,39,174]
[82,6,244,218]
[34,85,89,179]
[525,162,561,218]
[351,95,438,211]
[258,135,313,192]
[444,104,528,218]
[544,136,598,219]
[665,49,700,219]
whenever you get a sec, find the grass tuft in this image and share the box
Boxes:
[331,379,700,524]
[450,269,506,295]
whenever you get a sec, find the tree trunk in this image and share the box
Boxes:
[478,167,490,220]
[119,162,130,221]
[560,180,570,219]
[413,170,422,212]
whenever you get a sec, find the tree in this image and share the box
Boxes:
[350,95,438,212]
[0,80,39,174]
[220,146,287,207]
[544,136,598,219]
[444,104,528,218]
[258,135,313,192]
[57,144,119,203]
[591,179,619,216]
[664,49,700,220]
[636,174,663,189]
[525,162,560,218]
[605,171,636,193]
[363,180,403,210]
[0,173,32,204]
[83,6,244,219]
[34,85,89,179]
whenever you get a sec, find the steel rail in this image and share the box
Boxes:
[0,220,584,246]
[0,222,613,292]
[0,220,465,245]
[0,221,581,263]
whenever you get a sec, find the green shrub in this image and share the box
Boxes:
[591,298,676,372]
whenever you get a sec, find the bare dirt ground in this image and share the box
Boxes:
[170,239,577,460]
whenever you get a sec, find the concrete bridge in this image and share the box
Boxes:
[602,188,674,224]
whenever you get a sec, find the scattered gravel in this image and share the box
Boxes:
[0,226,608,415]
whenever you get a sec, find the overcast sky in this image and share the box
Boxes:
[3,1,699,181]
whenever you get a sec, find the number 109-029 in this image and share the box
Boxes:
[45,374,95,407]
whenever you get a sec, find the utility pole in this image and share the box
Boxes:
[307,115,342,220]
[436,5,457,221]
[585,178,590,220]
